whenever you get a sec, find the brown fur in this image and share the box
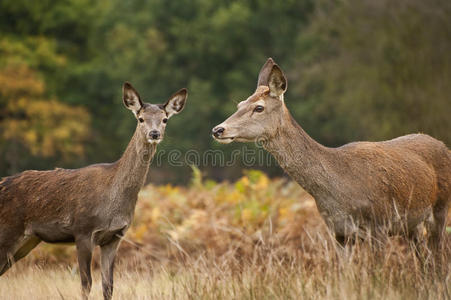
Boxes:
[213,58,451,247]
[0,82,187,300]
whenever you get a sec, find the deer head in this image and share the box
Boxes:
[212,58,287,144]
[123,82,187,144]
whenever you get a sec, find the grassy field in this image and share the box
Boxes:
[1,169,450,299]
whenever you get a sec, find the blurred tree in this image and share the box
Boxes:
[0,37,91,174]
[0,0,449,183]
[292,0,451,146]
[57,0,314,182]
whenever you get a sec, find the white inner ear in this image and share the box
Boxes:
[269,81,281,97]
[268,72,286,99]
[125,94,142,113]
[166,96,183,117]
[269,87,284,100]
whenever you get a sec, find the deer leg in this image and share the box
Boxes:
[335,233,360,247]
[100,237,121,300]
[13,236,41,262]
[332,217,360,247]
[76,237,94,300]
[0,244,15,276]
[0,235,41,275]
[0,229,26,276]
[430,200,449,252]
[1,235,43,276]
[335,234,347,246]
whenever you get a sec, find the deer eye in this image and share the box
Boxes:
[253,105,265,113]
[138,117,144,123]
[162,118,168,124]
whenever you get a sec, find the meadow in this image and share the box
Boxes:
[1,168,450,299]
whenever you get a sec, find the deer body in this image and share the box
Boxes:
[1,130,154,245]
[0,82,187,300]
[213,58,450,246]
[266,110,449,238]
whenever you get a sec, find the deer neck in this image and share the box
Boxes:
[113,126,156,198]
[264,106,336,199]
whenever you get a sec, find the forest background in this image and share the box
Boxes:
[1,0,450,183]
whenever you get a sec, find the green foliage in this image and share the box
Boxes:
[293,0,451,146]
[0,34,91,173]
[0,0,449,181]
[190,165,203,188]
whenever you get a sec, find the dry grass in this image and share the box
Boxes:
[1,169,450,299]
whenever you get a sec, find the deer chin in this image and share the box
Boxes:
[147,139,162,145]
[213,136,235,144]
[234,137,255,143]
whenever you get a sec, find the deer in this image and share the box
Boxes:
[212,58,451,249]
[0,82,187,300]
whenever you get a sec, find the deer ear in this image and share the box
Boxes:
[257,57,276,87]
[268,64,287,98]
[123,82,143,114]
[164,88,187,118]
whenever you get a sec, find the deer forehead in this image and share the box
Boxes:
[238,86,270,108]
[138,104,166,120]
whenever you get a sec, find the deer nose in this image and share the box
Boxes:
[149,130,160,140]
[212,126,225,138]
